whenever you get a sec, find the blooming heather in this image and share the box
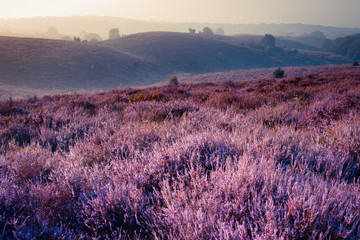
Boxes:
[0,65,360,239]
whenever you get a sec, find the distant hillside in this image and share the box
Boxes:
[98,32,279,74]
[330,33,360,60]
[276,38,324,51]
[0,36,160,90]
[0,33,351,98]
[280,31,331,49]
[98,32,348,73]
[232,34,324,51]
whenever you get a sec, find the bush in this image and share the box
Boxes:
[128,92,162,103]
[168,75,179,86]
[273,67,285,78]
[352,60,359,66]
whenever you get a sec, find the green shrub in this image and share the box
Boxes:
[273,67,285,78]
[128,92,162,103]
[168,76,179,86]
[352,61,359,66]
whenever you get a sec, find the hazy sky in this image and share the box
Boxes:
[1,0,360,27]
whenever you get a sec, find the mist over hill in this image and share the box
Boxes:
[0,36,162,90]
[1,16,360,40]
[0,31,351,100]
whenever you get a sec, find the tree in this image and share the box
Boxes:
[109,28,120,40]
[168,76,179,86]
[188,28,196,34]
[83,33,102,42]
[215,28,225,35]
[47,27,59,36]
[201,27,214,36]
[273,68,285,78]
[260,34,276,53]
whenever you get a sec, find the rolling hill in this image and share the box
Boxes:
[97,32,280,73]
[330,33,360,60]
[98,32,350,72]
[0,36,160,90]
[231,34,324,51]
[0,32,352,98]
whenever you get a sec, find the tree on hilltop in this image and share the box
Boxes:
[215,28,225,35]
[260,34,276,53]
[47,27,59,36]
[109,28,120,40]
[201,27,214,36]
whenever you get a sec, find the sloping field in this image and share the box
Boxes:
[98,32,277,73]
[98,32,349,74]
[1,65,360,238]
[0,33,351,99]
[179,64,352,83]
[0,36,159,89]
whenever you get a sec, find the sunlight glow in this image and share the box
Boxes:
[1,0,360,27]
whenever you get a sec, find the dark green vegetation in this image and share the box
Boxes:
[168,75,178,86]
[273,67,285,78]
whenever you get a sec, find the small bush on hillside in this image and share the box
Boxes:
[353,60,359,66]
[128,92,162,103]
[168,75,179,86]
[273,67,285,78]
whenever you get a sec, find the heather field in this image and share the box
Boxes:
[1,65,360,239]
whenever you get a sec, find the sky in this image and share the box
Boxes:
[1,0,360,28]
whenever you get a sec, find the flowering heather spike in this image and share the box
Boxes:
[0,65,360,238]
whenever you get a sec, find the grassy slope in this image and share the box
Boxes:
[0,36,158,89]
[0,65,360,238]
[98,32,349,73]
[98,32,276,73]
[231,34,324,51]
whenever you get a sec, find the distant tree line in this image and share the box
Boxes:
[70,28,122,43]
[188,27,225,36]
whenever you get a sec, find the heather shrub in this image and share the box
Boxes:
[168,75,179,86]
[129,92,162,103]
[273,67,285,78]
[0,65,360,239]
[80,180,153,238]
[5,146,54,183]
[0,99,27,117]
